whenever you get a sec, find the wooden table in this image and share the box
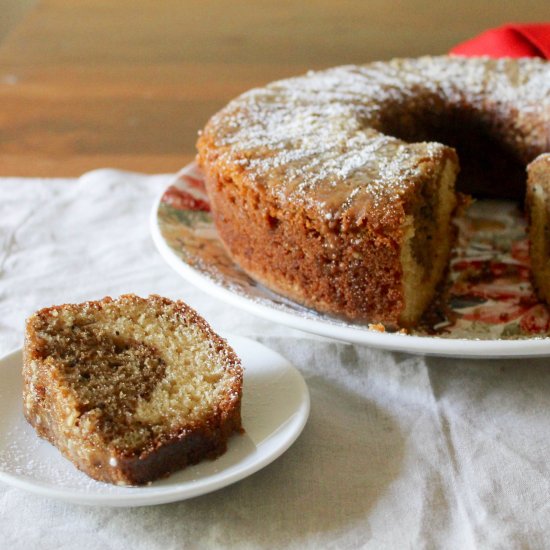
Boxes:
[0,0,548,177]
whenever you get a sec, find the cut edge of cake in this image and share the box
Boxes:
[399,156,459,327]
[527,154,550,305]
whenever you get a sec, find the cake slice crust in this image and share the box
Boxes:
[23,294,243,486]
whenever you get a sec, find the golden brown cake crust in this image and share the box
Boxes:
[23,294,243,486]
[197,56,550,327]
[203,148,457,326]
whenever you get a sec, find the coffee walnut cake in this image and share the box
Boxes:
[23,295,243,486]
[197,55,550,329]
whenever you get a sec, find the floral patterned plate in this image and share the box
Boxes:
[151,163,550,357]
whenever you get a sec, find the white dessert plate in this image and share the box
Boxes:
[151,163,550,358]
[0,335,310,507]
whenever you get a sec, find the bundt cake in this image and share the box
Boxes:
[197,56,550,329]
[23,294,243,486]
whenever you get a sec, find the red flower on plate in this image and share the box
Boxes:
[452,258,530,281]
[178,174,207,193]
[449,252,550,333]
[460,301,533,324]
[161,185,210,212]
[511,239,530,264]
[519,304,550,334]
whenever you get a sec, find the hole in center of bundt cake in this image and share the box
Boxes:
[378,105,526,200]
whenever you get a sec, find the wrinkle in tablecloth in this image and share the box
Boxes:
[0,171,549,550]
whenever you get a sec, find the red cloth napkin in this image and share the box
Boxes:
[450,23,550,58]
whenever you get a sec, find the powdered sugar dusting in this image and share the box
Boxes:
[200,56,550,220]
[0,354,128,493]
[0,427,111,492]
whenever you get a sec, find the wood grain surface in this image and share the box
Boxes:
[0,0,548,176]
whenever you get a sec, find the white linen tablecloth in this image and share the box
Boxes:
[1,170,549,550]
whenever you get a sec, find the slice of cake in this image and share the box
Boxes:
[527,154,550,305]
[23,294,243,486]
